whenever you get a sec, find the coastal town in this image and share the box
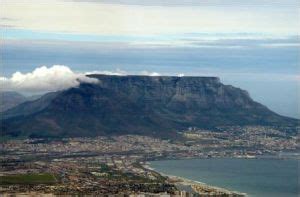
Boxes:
[0,125,299,196]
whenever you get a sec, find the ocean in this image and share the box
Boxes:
[150,158,298,197]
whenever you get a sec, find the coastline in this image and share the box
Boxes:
[143,163,247,197]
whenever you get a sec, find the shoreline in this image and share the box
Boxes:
[143,163,247,197]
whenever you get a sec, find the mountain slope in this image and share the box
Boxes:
[2,92,59,119]
[0,91,28,112]
[1,75,298,138]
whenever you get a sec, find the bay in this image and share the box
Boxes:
[150,158,299,197]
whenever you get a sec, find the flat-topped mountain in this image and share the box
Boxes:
[1,75,298,138]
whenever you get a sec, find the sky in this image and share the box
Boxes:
[0,0,299,118]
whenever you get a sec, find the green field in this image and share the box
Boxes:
[0,173,57,185]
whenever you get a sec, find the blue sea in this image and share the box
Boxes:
[150,158,299,197]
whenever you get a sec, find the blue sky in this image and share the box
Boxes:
[0,0,299,118]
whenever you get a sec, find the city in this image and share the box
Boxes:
[1,126,298,196]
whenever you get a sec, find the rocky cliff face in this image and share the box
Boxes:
[93,75,252,107]
[1,75,297,138]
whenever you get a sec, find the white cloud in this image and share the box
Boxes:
[86,69,127,76]
[0,65,98,94]
[1,0,299,36]
[90,69,162,77]
[140,71,161,76]
[0,66,170,94]
[259,43,300,48]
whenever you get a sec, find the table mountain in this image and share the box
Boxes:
[1,75,298,138]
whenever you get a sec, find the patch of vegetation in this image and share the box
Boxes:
[0,173,57,185]
[0,135,26,143]
[99,163,110,172]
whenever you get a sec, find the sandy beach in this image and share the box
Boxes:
[143,164,247,196]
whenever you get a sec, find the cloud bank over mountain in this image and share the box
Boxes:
[0,65,98,94]
[0,65,168,94]
[2,64,299,95]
